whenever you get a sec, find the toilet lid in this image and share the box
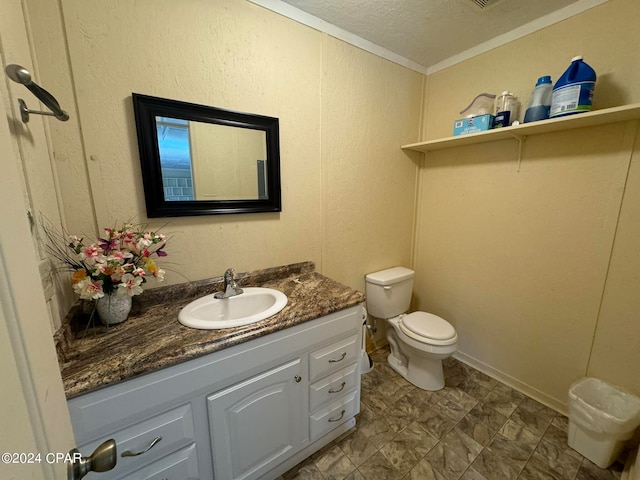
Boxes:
[400,312,456,341]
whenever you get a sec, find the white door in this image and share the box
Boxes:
[0,2,75,478]
[0,77,75,479]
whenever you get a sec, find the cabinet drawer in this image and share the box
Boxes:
[119,444,199,480]
[309,363,358,412]
[309,390,359,441]
[309,334,359,382]
[78,404,195,479]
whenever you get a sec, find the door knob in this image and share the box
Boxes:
[67,439,117,479]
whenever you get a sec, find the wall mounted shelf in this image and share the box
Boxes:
[402,103,640,154]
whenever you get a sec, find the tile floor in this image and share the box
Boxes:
[282,346,626,480]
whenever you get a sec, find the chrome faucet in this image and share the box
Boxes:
[214,268,244,299]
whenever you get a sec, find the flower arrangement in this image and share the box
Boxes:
[45,222,167,300]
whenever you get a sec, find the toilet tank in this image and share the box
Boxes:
[365,267,415,319]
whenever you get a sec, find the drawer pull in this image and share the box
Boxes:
[328,410,346,423]
[328,352,347,363]
[328,382,346,394]
[295,375,302,383]
[121,436,162,457]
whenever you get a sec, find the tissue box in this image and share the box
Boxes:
[453,114,494,136]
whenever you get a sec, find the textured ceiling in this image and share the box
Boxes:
[277,0,595,70]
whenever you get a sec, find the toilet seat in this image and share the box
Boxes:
[399,312,457,346]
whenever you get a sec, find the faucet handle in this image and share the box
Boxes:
[222,268,234,284]
[214,268,242,299]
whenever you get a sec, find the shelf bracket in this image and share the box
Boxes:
[505,132,526,172]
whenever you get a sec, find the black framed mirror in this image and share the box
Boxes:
[132,93,281,217]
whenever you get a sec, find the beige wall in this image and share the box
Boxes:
[24,0,639,413]
[588,133,640,392]
[26,0,421,309]
[415,0,640,411]
[322,37,423,291]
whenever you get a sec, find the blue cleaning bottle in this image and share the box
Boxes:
[524,76,553,123]
[550,56,596,118]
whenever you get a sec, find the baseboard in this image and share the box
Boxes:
[374,337,388,351]
[371,339,568,415]
[453,350,568,416]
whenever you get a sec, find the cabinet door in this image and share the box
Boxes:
[207,359,304,480]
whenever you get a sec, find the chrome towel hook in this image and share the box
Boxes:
[5,64,69,123]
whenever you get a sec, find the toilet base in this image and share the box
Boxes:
[387,351,445,391]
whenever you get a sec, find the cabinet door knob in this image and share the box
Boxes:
[121,436,162,457]
[294,375,302,383]
[328,352,347,363]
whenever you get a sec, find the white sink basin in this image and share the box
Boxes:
[178,287,288,329]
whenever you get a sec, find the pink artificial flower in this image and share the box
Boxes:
[136,237,153,251]
[73,278,104,300]
[111,251,132,261]
[131,267,146,277]
[117,273,144,296]
[79,244,103,265]
[110,264,126,282]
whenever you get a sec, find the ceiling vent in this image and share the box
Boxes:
[469,0,505,10]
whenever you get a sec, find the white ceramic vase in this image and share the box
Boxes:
[96,294,132,325]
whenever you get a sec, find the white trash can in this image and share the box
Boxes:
[567,377,640,468]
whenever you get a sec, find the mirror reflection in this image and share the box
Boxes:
[132,93,281,217]
[156,117,268,202]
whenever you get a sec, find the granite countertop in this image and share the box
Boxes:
[55,261,365,399]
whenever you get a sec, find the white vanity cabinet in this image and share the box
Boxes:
[67,304,364,480]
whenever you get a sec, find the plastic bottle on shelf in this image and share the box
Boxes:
[550,56,596,118]
[524,76,553,123]
[494,91,520,127]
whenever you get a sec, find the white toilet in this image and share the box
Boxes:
[365,266,458,391]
